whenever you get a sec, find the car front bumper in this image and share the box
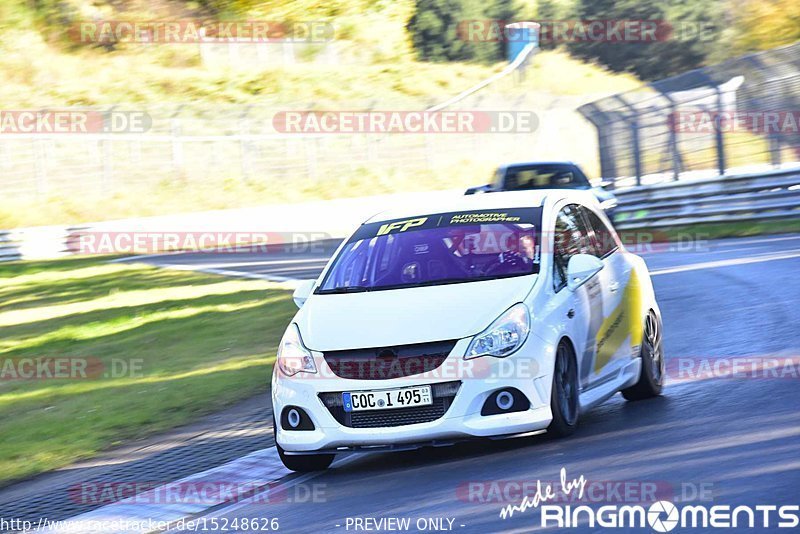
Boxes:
[272,338,556,453]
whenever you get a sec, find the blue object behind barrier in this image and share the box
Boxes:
[505,23,539,62]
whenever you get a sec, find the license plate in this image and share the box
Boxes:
[342,385,432,412]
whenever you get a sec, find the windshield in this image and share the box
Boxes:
[498,164,590,191]
[317,208,542,293]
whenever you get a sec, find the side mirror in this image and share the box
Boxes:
[292,280,316,308]
[591,178,613,189]
[566,254,604,292]
[464,184,493,195]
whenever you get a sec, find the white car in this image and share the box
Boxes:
[272,190,664,472]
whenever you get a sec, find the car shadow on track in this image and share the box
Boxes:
[327,393,674,475]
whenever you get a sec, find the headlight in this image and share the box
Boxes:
[464,303,530,360]
[277,324,317,376]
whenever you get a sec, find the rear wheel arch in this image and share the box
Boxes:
[622,309,664,401]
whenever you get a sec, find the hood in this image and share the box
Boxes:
[296,275,535,351]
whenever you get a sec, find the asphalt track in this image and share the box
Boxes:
[135,234,800,533]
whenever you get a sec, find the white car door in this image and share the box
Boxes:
[579,206,635,386]
[549,204,604,393]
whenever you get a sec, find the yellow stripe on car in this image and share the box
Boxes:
[594,268,644,373]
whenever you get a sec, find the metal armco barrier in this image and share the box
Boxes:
[0,231,22,262]
[579,42,800,187]
[0,227,85,262]
[3,169,800,261]
[613,168,800,230]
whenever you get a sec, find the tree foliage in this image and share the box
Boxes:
[730,0,800,54]
[408,0,524,63]
[566,0,724,80]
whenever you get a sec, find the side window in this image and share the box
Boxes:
[553,204,593,292]
[583,208,619,258]
[493,168,505,189]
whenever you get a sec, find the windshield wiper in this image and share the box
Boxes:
[316,285,371,294]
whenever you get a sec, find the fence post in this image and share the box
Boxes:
[612,95,642,186]
[306,137,318,180]
[714,90,726,176]
[650,86,684,182]
[101,137,113,191]
[423,133,435,171]
[768,133,781,167]
[667,102,684,181]
[238,108,252,181]
[367,136,378,161]
[349,136,359,173]
[33,138,48,197]
[170,117,184,174]
[577,102,617,186]
[631,116,642,186]
[0,140,9,170]
[282,41,295,66]
[597,131,614,187]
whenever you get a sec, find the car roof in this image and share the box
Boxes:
[497,160,579,170]
[364,189,598,224]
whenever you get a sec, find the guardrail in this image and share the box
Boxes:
[426,43,536,112]
[0,231,22,262]
[613,168,800,230]
[3,168,800,262]
[579,42,800,188]
[0,227,87,262]
[0,190,458,263]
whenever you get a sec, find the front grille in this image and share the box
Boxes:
[322,340,457,380]
[318,381,461,428]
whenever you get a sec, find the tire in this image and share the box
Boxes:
[547,341,579,437]
[622,310,665,401]
[273,415,335,472]
[277,443,335,472]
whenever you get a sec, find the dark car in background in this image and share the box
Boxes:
[465,161,618,221]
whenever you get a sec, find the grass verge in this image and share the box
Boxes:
[0,257,295,486]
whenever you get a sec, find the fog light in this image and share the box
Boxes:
[496,391,514,411]
[287,408,301,428]
[481,388,531,416]
[280,406,314,430]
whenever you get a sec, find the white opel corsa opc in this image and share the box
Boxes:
[272,190,664,471]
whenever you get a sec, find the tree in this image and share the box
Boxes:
[408,0,524,63]
[483,0,525,60]
[536,0,561,50]
[408,0,473,62]
[566,0,724,80]
[730,0,800,54]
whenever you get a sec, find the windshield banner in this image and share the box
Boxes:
[350,208,543,242]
